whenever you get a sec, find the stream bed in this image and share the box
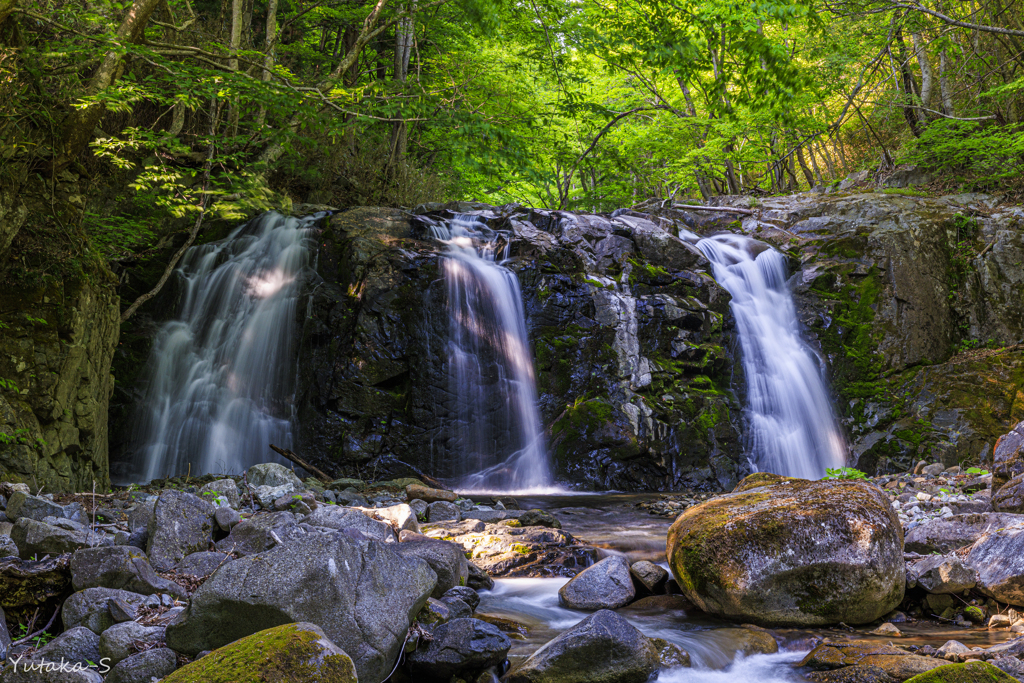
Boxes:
[474,492,1014,680]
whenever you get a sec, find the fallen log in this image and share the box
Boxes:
[269,444,332,483]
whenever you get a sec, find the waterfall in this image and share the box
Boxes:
[436,215,553,492]
[121,211,318,483]
[695,233,847,479]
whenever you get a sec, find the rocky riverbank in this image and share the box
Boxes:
[6,425,1024,681]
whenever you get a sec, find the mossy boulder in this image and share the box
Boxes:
[666,475,904,626]
[162,622,357,683]
[904,661,1018,682]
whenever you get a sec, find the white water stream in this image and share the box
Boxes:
[122,212,319,483]
[693,233,847,479]
[478,577,810,681]
[434,215,554,492]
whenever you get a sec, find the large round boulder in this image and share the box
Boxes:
[666,475,904,626]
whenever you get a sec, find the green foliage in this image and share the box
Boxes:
[822,467,869,481]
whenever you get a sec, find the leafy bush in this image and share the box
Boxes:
[822,467,869,481]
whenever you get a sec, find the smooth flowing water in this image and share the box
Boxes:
[120,212,319,483]
[694,233,847,479]
[435,214,553,492]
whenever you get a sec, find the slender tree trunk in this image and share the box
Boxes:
[389,7,413,164]
[939,50,955,116]
[912,31,934,109]
[807,142,824,185]
[227,0,243,134]
[59,0,163,167]
[254,0,278,129]
[893,24,924,134]
[795,144,815,187]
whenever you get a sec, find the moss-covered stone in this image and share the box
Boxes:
[162,622,357,683]
[904,661,1018,682]
[667,477,904,626]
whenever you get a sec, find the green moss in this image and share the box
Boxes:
[811,267,886,404]
[162,623,358,683]
[904,661,1017,682]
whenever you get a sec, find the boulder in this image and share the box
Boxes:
[617,216,708,271]
[506,610,659,683]
[10,519,111,559]
[197,479,241,509]
[172,551,232,578]
[0,536,16,558]
[213,506,240,531]
[909,555,977,594]
[62,587,151,634]
[407,618,510,680]
[667,476,904,626]
[70,546,185,596]
[32,627,100,666]
[440,596,472,619]
[396,538,468,598]
[905,513,1023,554]
[246,463,304,489]
[799,640,944,679]
[405,484,457,503]
[4,492,66,522]
[442,586,480,611]
[903,661,1018,682]
[994,474,1024,513]
[104,648,178,683]
[630,561,668,594]
[252,484,300,509]
[146,491,215,571]
[994,419,1024,494]
[163,623,355,683]
[373,504,419,533]
[967,525,1024,605]
[304,506,396,542]
[559,556,635,610]
[468,561,494,590]
[518,510,561,529]
[99,621,165,666]
[164,532,436,682]
[427,501,461,523]
[214,511,307,555]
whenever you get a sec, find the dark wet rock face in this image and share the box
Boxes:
[296,205,743,491]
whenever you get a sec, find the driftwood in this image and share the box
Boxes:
[269,444,332,483]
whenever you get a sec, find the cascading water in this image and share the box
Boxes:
[120,211,318,483]
[694,232,846,479]
[434,214,553,492]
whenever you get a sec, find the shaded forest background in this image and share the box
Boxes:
[4,0,1024,275]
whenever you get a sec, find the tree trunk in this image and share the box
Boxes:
[894,26,924,135]
[58,0,163,167]
[389,8,413,163]
[912,31,934,109]
[795,144,815,187]
[254,0,278,129]
[939,49,955,116]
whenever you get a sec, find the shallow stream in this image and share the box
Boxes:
[476,493,1012,680]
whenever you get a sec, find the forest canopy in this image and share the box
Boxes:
[3,0,1024,242]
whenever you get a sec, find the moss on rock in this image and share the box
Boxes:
[666,478,904,627]
[162,622,358,683]
[904,661,1018,682]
